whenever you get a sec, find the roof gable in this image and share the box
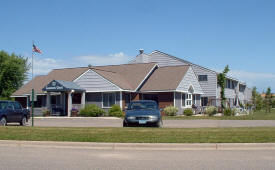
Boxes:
[176,67,204,94]
[74,69,121,92]
[139,65,190,92]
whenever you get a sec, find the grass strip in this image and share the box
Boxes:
[163,109,275,120]
[1,126,275,143]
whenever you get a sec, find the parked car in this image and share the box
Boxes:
[123,100,162,127]
[0,101,30,126]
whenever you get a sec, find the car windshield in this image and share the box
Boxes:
[129,102,158,110]
[0,102,8,110]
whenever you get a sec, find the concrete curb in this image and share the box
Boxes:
[1,140,275,151]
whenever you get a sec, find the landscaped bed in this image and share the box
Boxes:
[163,109,275,120]
[1,126,275,143]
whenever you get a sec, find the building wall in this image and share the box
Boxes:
[176,67,204,94]
[75,69,120,92]
[157,92,174,109]
[129,52,217,98]
[85,92,121,113]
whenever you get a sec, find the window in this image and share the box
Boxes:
[13,102,22,109]
[198,75,208,81]
[181,93,186,107]
[201,97,208,106]
[239,84,246,92]
[103,93,116,108]
[187,93,192,106]
[182,93,192,108]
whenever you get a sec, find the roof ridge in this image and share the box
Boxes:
[52,67,89,70]
[92,62,157,68]
[158,65,190,68]
[150,50,217,73]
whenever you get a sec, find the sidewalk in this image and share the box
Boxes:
[1,140,275,151]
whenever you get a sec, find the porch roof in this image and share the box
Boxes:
[42,80,85,92]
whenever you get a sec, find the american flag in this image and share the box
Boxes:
[32,44,42,54]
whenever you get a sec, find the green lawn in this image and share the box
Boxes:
[164,109,275,120]
[1,126,275,143]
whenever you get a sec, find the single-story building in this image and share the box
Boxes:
[12,62,203,116]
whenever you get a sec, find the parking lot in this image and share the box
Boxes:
[19,117,275,128]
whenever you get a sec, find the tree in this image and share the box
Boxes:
[252,86,257,107]
[255,93,263,110]
[0,50,29,99]
[217,65,230,112]
[264,87,272,113]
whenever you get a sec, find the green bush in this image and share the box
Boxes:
[79,104,105,117]
[223,108,232,116]
[163,105,178,116]
[108,105,123,117]
[42,109,50,117]
[205,106,217,116]
[183,108,193,116]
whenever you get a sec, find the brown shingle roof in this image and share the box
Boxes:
[139,65,190,91]
[92,63,157,90]
[12,63,157,96]
[12,67,89,96]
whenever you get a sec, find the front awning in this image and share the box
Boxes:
[42,80,85,92]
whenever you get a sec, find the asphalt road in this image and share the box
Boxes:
[0,141,275,170]
[20,117,275,128]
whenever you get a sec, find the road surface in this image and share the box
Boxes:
[0,141,274,170]
[20,117,275,128]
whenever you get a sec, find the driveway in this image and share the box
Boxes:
[21,117,275,128]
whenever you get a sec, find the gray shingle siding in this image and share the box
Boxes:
[176,67,203,94]
[191,65,217,97]
[75,70,121,92]
[130,51,216,97]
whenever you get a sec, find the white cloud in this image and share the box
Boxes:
[74,52,132,66]
[29,57,69,76]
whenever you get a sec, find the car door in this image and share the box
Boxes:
[6,102,16,122]
[12,102,23,122]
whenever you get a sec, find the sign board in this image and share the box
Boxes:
[43,80,65,91]
[30,91,37,102]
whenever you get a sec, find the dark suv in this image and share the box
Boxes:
[123,100,162,127]
[0,101,30,126]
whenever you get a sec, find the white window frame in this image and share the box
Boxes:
[181,92,193,108]
[102,92,116,108]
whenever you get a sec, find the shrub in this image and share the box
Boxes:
[79,104,105,117]
[108,105,123,117]
[205,106,217,116]
[223,108,231,116]
[163,105,178,116]
[42,109,50,117]
[183,108,193,116]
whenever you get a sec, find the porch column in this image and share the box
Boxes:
[81,92,86,108]
[46,92,51,110]
[26,96,29,109]
[120,91,122,109]
[68,92,72,117]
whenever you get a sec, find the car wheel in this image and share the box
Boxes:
[20,116,27,126]
[156,120,163,128]
[0,117,7,126]
[123,120,128,127]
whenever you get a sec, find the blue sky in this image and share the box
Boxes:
[0,0,274,92]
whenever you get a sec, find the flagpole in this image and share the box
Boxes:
[31,42,34,127]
